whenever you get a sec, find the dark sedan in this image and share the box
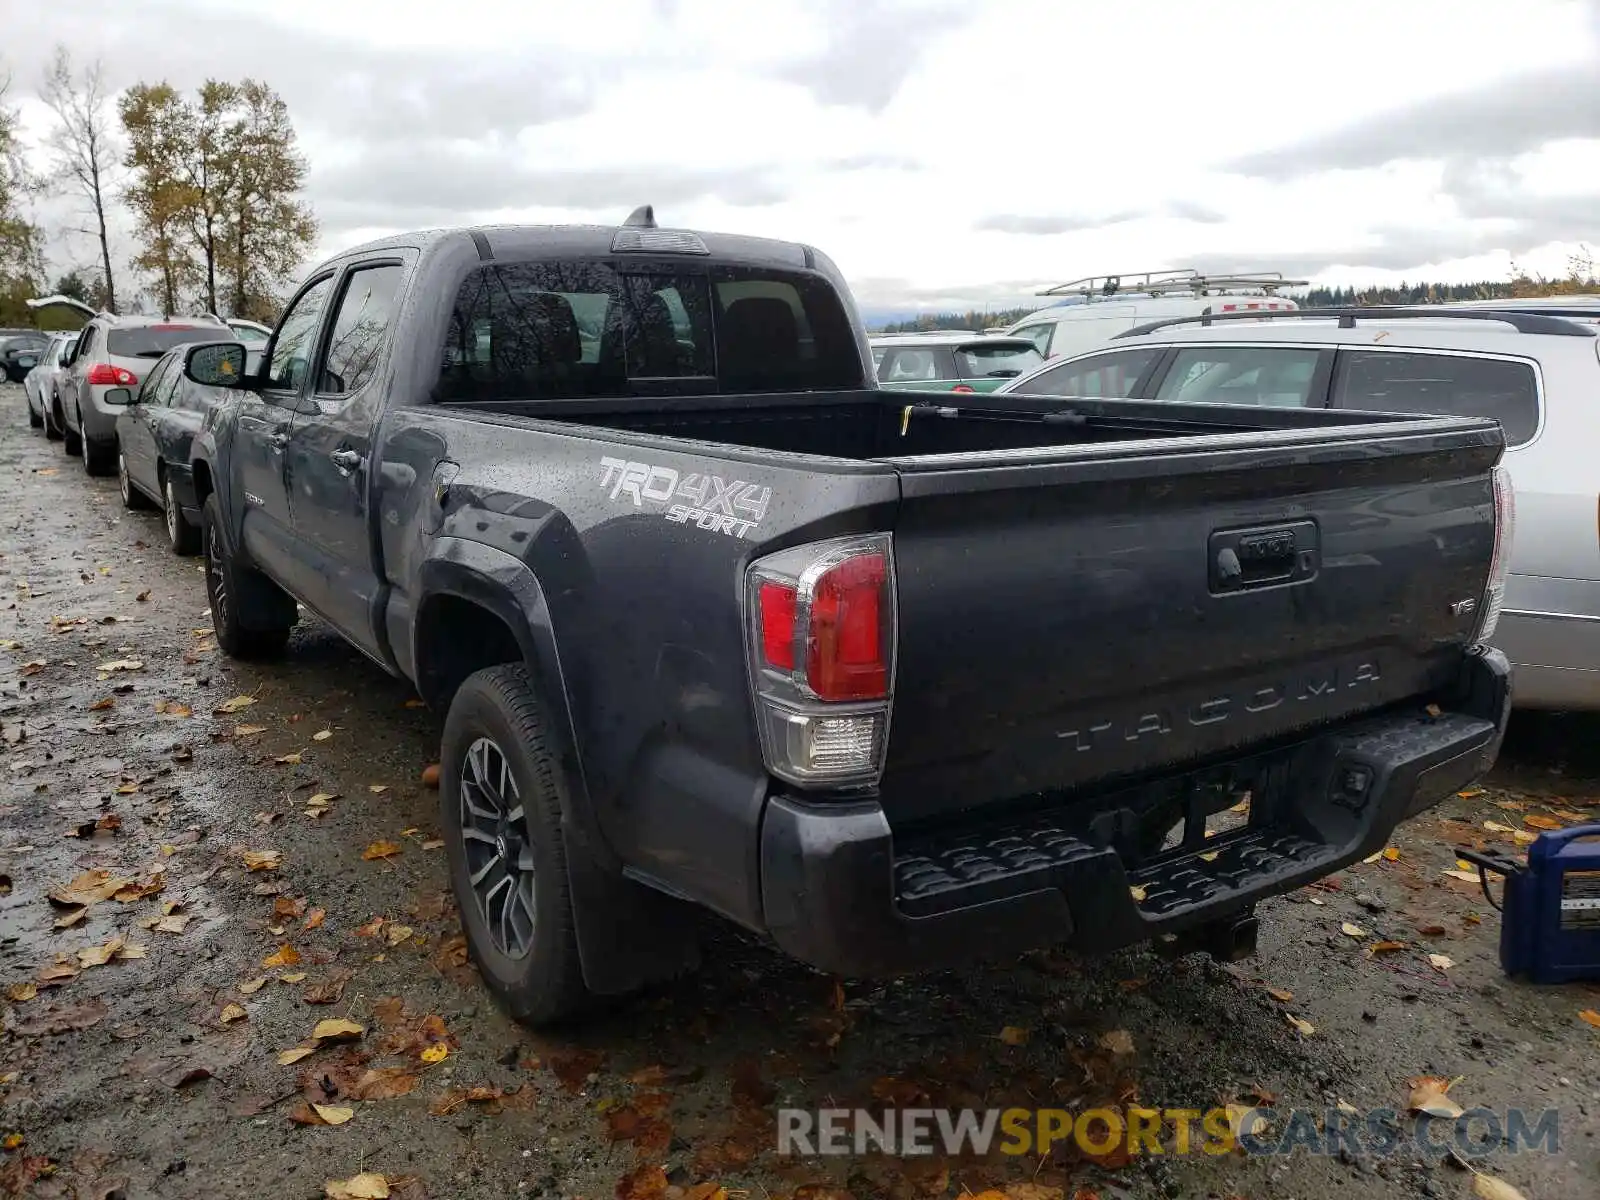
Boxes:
[112,342,238,554]
[1,333,50,382]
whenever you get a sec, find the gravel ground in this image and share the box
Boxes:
[0,380,1596,1200]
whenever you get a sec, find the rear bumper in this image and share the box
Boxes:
[758,647,1511,978]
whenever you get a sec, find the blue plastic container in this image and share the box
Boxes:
[1459,824,1600,984]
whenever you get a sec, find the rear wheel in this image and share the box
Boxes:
[164,477,201,555]
[62,409,81,456]
[441,665,592,1025]
[202,493,292,659]
[27,398,42,429]
[44,398,62,441]
[119,450,154,509]
[80,417,114,476]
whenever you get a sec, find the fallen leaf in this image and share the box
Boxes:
[616,1165,669,1200]
[355,916,386,937]
[1309,896,1326,906]
[1098,1028,1135,1055]
[53,907,88,929]
[239,976,267,995]
[1471,1174,1527,1200]
[78,937,125,968]
[1362,852,1383,864]
[420,839,444,851]
[234,724,267,736]
[1382,846,1401,861]
[7,983,38,1003]
[997,1025,1028,1046]
[1197,850,1220,863]
[280,972,307,983]
[368,784,389,795]
[278,1046,317,1066]
[219,1003,248,1025]
[304,907,326,930]
[420,1043,448,1065]
[262,944,301,968]
[312,1102,354,1125]
[362,841,402,861]
[421,764,440,788]
[241,849,282,872]
[306,792,338,806]
[153,913,190,934]
[384,924,414,947]
[1128,884,1147,902]
[214,695,256,714]
[160,1064,212,1089]
[311,1018,365,1043]
[1286,1014,1315,1036]
[275,752,303,765]
[1266,986,1294,1002]
[312,729,333,742]
[48,869,132,908]
[36,962,79,985]
[274,895,308,920]
[1429,954,1455,972]
[9,997,107,1035]
[348,1066,419,1101]
[1407,1075,1464,1119]
[1579,1009,1600,1029]
[88,696,115,711]
[303,972,351,1006]
[1341,922,1367,938]
[97,659,143,673]
[1368,940,1408,954]
[1523,814,1563,831]
[325,1173,389,1199]
[1442,869,1481,883]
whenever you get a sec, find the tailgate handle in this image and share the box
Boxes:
[1210,521,1319,593]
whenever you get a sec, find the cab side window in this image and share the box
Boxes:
[319,264,405,396]
[266,275,334,392]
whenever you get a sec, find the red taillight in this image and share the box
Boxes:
[806,552,887,701]
[85,364,137,386]
[951,384,976,394]
[758,581,797,670]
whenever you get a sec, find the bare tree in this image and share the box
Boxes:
[40,46,118,312]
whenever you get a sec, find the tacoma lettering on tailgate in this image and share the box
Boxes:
[598,456,772,539]
[1057,658,1382,752]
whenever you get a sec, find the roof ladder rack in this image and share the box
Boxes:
[1038,269,1311,299]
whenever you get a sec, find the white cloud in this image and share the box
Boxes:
[6,0,1597,314]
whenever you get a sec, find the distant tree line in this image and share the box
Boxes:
[877,307,1035,333]
[0,48,316,327]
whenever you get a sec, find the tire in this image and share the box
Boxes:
[441,664,592,1025]
[44,395,63,441]
[119,449,154,510]
[80,416,114,476]
[202,493,292,659]
[62,411,81,457]
[27,399,42,429]
[164,476,201,555]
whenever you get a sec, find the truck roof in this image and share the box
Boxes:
[324,215,823,274]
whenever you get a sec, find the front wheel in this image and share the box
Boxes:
[202,493,292,659]
[441,665,592,1025]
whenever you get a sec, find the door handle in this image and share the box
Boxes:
[329,448,363,474]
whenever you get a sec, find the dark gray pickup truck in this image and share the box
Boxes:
[181,210,1514,1023]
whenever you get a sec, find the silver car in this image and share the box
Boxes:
[995,304,1600,709]
[59,312,229,475]
[23,331,79,436]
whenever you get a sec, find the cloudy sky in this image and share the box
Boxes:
[7,0,1599,313]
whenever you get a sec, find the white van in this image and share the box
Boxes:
[1004,270,1307,361]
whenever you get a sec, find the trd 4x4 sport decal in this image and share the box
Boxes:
[599,456,772,539]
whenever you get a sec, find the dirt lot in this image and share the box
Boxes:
[0,381,1596,1200]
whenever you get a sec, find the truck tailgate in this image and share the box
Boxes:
[874,418,1503,824]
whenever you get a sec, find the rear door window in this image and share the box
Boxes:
[1008,347,1161,398]
[1154,346,1330,407]
[1332,350,1540,446]
[878,348,948,383]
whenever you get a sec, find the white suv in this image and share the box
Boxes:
[59,312,229,475]
[996,305,1600,710]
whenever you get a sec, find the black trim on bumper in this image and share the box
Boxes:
[758,647,1511,977]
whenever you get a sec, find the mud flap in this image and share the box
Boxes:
[562,821,701,995]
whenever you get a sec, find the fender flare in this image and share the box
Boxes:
[418,537,701,995]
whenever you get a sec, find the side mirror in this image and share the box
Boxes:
[184,341,247,387]
[103,387,133,407]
